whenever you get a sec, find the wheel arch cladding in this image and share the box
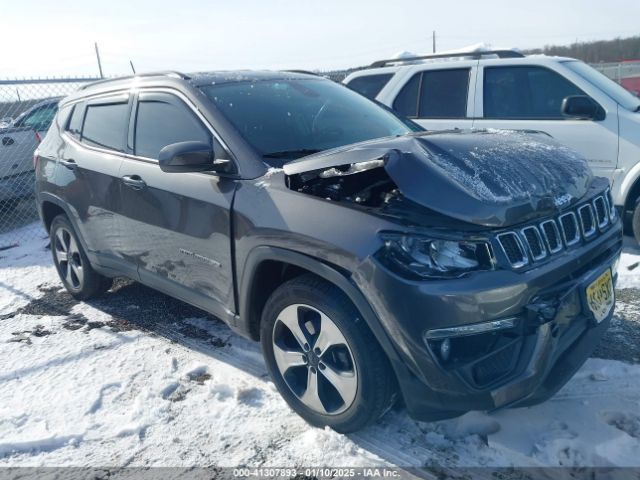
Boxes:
[38,193,92,259]
[41,200,66,232]
[244,257,309,340]
[238,246,406,375]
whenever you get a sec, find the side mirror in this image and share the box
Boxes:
[561,95,604,121]
[158,141,233,174]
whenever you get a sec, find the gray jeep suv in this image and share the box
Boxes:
[35,70,622,432]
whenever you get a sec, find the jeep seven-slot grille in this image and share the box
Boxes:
[559,212,580,245]
[605,188,616,220]
[594,196,608,228]
[496,233,527,267]
[578,204,596,237]
[497,192,613,269]
[541,220,562,253]
[522,226,546,260]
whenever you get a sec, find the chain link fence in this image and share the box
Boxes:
[0,61,638,249]
[591,60,640,95]
[591,60,640,83]
[0,78,99,249]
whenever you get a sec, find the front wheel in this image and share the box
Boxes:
[50,214,112,300]
[260,274,396,433]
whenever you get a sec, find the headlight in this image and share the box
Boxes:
[376,232,494,279]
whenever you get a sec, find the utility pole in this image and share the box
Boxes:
[129,60,136,74]
[432,31,436,53]
[94,42,104,79]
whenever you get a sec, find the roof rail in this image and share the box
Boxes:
[78,71,191,90]
[370,50,524,68]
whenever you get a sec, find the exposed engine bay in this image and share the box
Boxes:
[286,158,480,230]
[283,131,593,228]
[287,160,400,208]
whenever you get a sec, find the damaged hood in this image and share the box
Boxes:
[284,130,593,227]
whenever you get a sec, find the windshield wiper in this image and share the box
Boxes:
[263,149,322,159]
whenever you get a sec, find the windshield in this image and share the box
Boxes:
[200,78,413,165]
[564,61,640,111]
[14,103,58,130]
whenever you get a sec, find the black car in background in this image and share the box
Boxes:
[34,71,621,432]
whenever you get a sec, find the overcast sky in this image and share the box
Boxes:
[2,0,639,78]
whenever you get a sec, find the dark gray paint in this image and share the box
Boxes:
[35,70,623,421]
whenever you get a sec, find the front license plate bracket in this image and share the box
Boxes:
[585,268,614,324]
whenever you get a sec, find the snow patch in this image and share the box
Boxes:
[1,223,640,467]
[255,168,283,188]
[616,238,640,289]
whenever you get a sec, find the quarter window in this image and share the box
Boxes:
[393,69,469,119]
[483,66,585,119]
[81,101,129,151]
[393,73,420,117]
[66,105,84,138]
[346,74,393,100]
[134,94,211,159]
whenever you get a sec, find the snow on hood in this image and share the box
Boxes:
[284,130,593,227]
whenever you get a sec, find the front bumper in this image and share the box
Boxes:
[355,215,622,421]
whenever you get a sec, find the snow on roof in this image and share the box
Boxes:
[385,43,524,66]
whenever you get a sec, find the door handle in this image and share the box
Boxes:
[2,137,14,146]
[122,175,147,190]
[59,158,77,170]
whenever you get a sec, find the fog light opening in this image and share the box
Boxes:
[424,317,521,369]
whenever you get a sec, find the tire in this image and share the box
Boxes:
[50,214,112,300]
[633,200,640,245]
[260,274,396,433]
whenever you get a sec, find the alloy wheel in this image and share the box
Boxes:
[272,303,358,415]
[53,227,84,290]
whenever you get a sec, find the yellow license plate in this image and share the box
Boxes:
[586,269,614,323]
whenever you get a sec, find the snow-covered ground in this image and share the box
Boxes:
[617,237,640,289]
[1,223,640,469]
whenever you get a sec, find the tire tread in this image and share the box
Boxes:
[261,273,396,433]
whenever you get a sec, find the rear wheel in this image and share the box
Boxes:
[50,214,112,300]
[260,274,396,433]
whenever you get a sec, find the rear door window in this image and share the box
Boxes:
[346,74,393,99]
[483,66,585,119]
[419,69,469,118]
[81,100,129,151]
[134,93,211,159]
[393,69,469,119]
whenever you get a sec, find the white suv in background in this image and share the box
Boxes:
[344,51,640,240]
